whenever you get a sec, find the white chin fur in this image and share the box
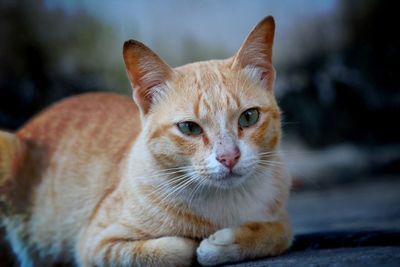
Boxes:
[211,177,246,189]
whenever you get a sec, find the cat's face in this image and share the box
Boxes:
[124,16,278,189]
[145,62,280,189]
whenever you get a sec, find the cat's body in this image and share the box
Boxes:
[1,93,139,266]
[0,17,293,266]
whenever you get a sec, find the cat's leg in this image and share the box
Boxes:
[78,225,198,267]
[197,217,292,266]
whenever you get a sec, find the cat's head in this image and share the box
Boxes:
[123,16,280,189]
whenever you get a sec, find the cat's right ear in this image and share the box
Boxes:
[123,40,174,115]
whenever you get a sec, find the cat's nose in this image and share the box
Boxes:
[216,148,241,170]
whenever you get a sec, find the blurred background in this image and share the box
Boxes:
[0,0,400,264]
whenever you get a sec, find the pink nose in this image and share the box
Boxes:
[216,149,241,170]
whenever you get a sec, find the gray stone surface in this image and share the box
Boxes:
[221,179,400,266]
[225,247,400,267]
[288,178,400,234]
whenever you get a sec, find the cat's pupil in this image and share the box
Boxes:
[244,111,251,121]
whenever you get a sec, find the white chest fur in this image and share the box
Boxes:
[191,170,281,227]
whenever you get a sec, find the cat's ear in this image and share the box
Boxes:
[232,16,276,90]
[123,40,174,115]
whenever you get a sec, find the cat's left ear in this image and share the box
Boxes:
[232,16,276,90]
[123,40,174,115]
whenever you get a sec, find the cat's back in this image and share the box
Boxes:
[16,91,141,207]
[8,92,141,264]
[17,92,140,182]
[18,92,140,150]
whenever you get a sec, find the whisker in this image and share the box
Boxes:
[146,166,191,179]
[157,176,197,204]
[187,173,207,208]
[152,173,191,193]
[255,160,286,166]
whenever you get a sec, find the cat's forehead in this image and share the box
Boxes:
[174,60,232,90]
[170,60,271,116]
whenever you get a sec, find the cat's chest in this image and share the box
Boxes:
[192,178,278,227]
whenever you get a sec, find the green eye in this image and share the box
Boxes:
[177,121,203,136]
[239,108,259,128]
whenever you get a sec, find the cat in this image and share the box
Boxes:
[0,16,292,267]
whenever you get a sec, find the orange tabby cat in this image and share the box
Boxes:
[0,16,292,266]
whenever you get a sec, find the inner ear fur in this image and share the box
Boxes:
[232,16,276,89]
[123,40,174,114]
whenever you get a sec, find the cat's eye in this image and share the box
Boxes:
[177,121,203,136]
[239,108,259,128]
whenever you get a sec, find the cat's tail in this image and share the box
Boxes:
[0,131,24,192]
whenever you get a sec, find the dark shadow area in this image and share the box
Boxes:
[291,230,400,251]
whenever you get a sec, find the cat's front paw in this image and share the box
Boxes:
[197,228,240,266]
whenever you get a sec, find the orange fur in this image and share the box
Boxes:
[0,131,24,193]
[236,220,292,256]
[0,16,292,267]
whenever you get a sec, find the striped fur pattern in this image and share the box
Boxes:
[0,16,292,266]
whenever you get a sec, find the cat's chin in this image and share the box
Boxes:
[207,172,247,189]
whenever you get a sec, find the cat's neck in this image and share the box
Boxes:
[125,131,155,182]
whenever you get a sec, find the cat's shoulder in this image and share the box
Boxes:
[17,92,140,143]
